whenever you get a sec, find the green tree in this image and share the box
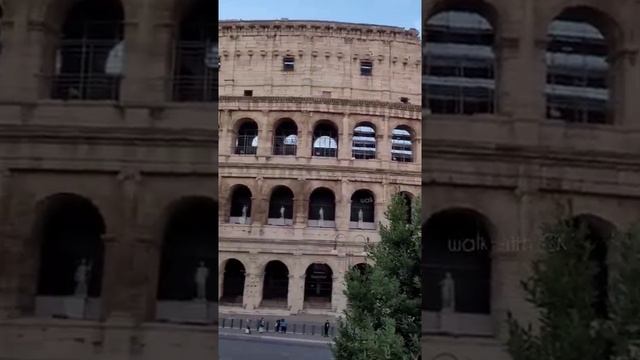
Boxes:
[507,219,640,360]
[333,194,421,360]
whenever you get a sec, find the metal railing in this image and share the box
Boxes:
[220,317,336,337]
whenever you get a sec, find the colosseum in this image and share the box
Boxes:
[423,0,640,359]
[218,20,421,317]
[0,0,217,359]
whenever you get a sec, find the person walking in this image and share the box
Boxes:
[281,319,287,334]
[324,320,330,337]
[275,319,281,333]
[258,317,265,333]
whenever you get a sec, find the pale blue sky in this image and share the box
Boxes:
[219,0,421,32]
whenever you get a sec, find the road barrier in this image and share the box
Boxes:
[220,317,336,338]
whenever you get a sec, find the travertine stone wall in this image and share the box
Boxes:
[218,20,421,317]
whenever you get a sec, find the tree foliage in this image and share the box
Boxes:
[333,194,421,360]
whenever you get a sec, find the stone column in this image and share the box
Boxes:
[288,274,305,314]
[331,273,347,314]
[298,113,312,159]
[294,180,308,227]
[243,272,263,310]
[338,113,351,160]
[0,169,17,318]
[336,179,351,231]
[379,116,391,162]
[256,111,271,157]
[613,49,640,127]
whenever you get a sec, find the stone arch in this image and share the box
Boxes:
[220,258,245,305]
[391,125,415,162]
[425,3,496,115]
[156,196,217,302]
[352,121,377,160]
[261,260,289,308]
[308,187,336,227]
[425,0,500,32]
[171,0,216,102]
[350,189,376,228]
[423,208,493,314]
[432,353,459,360]
[303,263,333,308]
[312,120,339,158]
[545,6,619,124]
[34,193,106,299]
[267,185,294,225]
[232,118,259,155]
[272,118,299,156]
[45,0,125,100]
[229,184,252,224]
[538,4,623,48]
[352,262,372,275]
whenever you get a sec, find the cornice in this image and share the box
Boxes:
[219,96,421,114]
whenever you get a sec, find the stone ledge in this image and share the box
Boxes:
[219,96,421,112]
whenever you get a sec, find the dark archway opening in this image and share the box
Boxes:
[221,259,245,305]
[304,263,333,307]
[53,0,124,100]
[273,119,298,156]
[235,121,259,155]
[312,122,338,158]
[229,185,252,223]
[36,193,106,298]
[350,189,375,227]
[261,260,289,307]
[172,0,217,101]
[268,186,294,225]
[423,209,491,314]
[352,122,376,159]
[157,197,218,302]
[308,187,336,227]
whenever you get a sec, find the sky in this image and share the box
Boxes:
[219,0,421,32]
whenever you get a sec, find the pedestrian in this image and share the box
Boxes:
[324,320,330,337]
[275,319,280,333]
[281,319,287,334]
[258,317,265,333]
[245,321,251,335]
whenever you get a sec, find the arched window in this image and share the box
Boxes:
[425,9,495,114]
[423,209,492,317]
[156,196,217,324]
[304,263,333,308]
[234,120,258,155]
[229,185,252,224]
[273,119,298,156]
[52,0,124,100]
[262,260,289,308]
[350,190,376,229]
[34,193,105,320]
[308,188,336,228]
[221,259,245,305]
[391,126,413,162]
[172,0,216,102]
[546,10,610,123]
[267,186,294,226]
[352,263,372,276]
[312,121,338,158]
[352,122,376,159]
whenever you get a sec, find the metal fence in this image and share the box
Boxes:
[220,318,336,337]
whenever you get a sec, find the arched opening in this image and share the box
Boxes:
[423,209,491,315]
[398,191,414,224]
[273,119,298,156]
[229,185,252,224]
[391,126,414,162]
[267,186,294,226]
[156,196,217,323]
[261,260,289,308]
[308,187,336,228]
[234,120,258,155]
[221,259,245,305]
[312,121,338,158]
[51,0,124,100]
[425,8,496,115]
[569,214,614,317]
[34,193,105,319]
[352,263,372,275]
[546,9,612,124]
[172,0,217,101]
[352,122,376,159]
[304,263,333,308]
[350,189,376,229]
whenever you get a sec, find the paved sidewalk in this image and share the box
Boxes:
[219,327,334,345]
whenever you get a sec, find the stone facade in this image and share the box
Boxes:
[423,0,640,359]
[218,20,421,316]
[0,0,217,359]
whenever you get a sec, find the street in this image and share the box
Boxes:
[219,333,335,360]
